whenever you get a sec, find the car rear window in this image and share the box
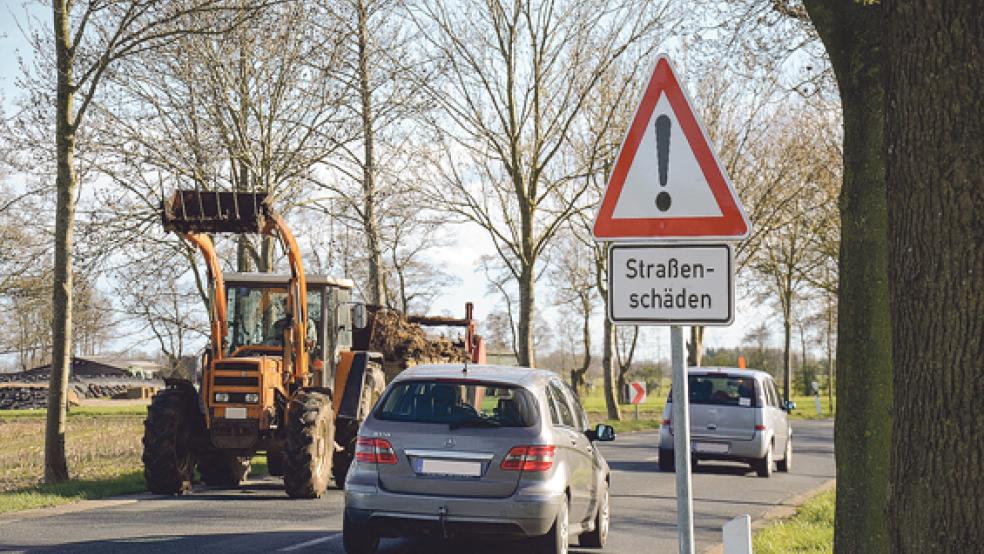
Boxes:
[666,375,759,408]
[375,380,539,427]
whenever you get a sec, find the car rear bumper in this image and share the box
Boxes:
[345,483,564,538]
[659,427,769,460]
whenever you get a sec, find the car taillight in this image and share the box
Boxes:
[501,445,556,472]
[355,437,397,464]
[754,424,766,431]
[661,419,672,426]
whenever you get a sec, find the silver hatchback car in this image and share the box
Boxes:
[343,364,616,554]
[658,367,793,477]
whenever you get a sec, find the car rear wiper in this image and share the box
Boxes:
[448,416,501,430]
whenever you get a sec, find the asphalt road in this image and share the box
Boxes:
[0,419,834,554]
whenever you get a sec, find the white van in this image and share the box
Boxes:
[658,368,793,477]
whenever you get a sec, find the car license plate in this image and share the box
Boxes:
[414,458,482,477]
[695,442,728,454]
[225,407,247,419]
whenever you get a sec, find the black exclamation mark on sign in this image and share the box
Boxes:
[655,115,672,212]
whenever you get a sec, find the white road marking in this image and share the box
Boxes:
[277,534,337,552]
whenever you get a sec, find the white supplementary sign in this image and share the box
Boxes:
[608,243,733,325]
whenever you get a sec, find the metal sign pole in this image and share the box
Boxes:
[671,325,695,554]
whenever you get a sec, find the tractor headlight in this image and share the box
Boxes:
[214,393,229,402]
[244,393,259,403]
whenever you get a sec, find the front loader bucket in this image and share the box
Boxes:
[162,190,270,234]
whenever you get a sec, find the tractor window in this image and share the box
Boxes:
[225,286,322,355]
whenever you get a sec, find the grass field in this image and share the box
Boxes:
[0,414,147,513]
[0,405,149,419]
[0,411,280,514]
[754,488,835,553]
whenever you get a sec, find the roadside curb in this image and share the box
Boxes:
[0,492,153,525]
[702,478,836,554]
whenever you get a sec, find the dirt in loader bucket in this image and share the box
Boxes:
[361,308,471,380]
[162,190,271,234]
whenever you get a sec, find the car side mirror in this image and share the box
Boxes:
[588,423,616,442]
[784,400,796,412]
[352,303,368,330]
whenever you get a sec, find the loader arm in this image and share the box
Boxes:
[162,190,311,385]
[180,232,227,360]
[263,212,308,384]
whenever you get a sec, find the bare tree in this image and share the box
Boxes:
[415,0,673,367]
[17,0,272,483]
[92,0,348,273]
[747,107,840,401]
[548,226,594,395]
[313,0,436,307]
[615,325,640,402]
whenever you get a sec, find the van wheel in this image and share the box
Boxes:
[754,443,774,478]
[579,480,609,548]
[658,448,675,472]
[777,435,792,472]
[342,511,379,554]
[532,495,569,554]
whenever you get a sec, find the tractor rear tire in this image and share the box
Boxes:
[142,388,199,495]
[284,391,335,498]
[197,448,250,488]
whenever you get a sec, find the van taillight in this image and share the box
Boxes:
[355,437,397,464]
[501,445,556,471]
[754,424,766,431]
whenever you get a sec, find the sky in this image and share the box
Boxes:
[0,2,782,368]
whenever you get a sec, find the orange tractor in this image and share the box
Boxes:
[143,191,384,497]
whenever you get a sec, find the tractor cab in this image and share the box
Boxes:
[223,272,355,388]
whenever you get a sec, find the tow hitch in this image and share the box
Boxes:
[438,505,449,538]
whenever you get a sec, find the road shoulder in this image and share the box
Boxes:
[702,479,835,554]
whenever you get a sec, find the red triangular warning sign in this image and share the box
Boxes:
[593,55,750,241]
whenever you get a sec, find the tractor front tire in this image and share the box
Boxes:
[284,391,335,498]
[142,389,199,495]
[197,448,250,488]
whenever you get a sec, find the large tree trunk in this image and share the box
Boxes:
[601,317,620,420]
[516,267,535,367]
[885,1,984,551]
[570,294,591,396]
[45,0,76,484]
[827,292,834,413]
[782,299,792,402]
[686,326,703,366]
[803,2,892,553]
[357,0,385,306]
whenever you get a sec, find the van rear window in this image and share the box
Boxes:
[376,380,539,427]
[666,375,758,408]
